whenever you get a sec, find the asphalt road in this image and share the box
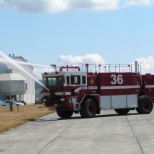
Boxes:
[0,109,154,154]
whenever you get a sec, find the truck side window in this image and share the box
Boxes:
[82,76,86,84]
[71,75,80,85]
[43,77,47,86]
[66,76,70,85]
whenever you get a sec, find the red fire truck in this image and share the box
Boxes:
[42,62,154,118]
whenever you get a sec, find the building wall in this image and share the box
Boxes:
[6,55,35,105]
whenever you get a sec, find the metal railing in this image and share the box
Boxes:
[67,62,141,73]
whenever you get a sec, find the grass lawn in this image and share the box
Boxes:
[0,104,55,133]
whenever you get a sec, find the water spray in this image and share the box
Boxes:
[0,51,49,91]
[0,58,50,68]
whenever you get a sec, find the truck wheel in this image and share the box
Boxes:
[56,110,73,118]
[80,98,96,118]
[136,95,153,114]
[114,109,130,115]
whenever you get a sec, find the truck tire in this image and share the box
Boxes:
[56,110,73,118]
[80,98,96,118]
[114,109,130,115]
[136,95,153,114]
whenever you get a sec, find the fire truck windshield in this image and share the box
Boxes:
[43,75,64,87]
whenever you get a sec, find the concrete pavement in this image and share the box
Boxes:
[0,110,154,154]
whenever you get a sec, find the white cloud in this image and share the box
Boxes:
[135,56,154,74]
[91,0,119,10]
[57,54,106,72]
[0,0,68,12]
[0,0,154,13]
[68,0,119,10]
[122,0,153,7]
[57,54,106,66]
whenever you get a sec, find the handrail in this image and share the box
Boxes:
[59,62,141,73]
[60,65,80,71]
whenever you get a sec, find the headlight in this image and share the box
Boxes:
[43,92,50,96]
[60,98,65,101]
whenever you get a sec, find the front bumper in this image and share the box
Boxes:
[43,96,73,111]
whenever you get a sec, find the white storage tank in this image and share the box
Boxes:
[0,73,26,95]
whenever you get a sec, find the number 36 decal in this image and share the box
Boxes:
[111,74,123,85]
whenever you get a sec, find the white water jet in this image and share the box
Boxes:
[0,58,50,68]
[16,61,51,68]
[0,51,49,91]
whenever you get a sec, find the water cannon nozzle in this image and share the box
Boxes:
[50,64,56,69]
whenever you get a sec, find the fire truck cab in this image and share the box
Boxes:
[42,62,154,118]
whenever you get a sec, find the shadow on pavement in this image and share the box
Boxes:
[33,112,139,122]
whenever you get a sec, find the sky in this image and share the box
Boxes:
[0,0,154,79]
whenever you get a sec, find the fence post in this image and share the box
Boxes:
[9,101,13,111]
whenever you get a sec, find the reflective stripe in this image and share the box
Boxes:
[55,85,142,95]
[55,92,71,95]
[101,85,140,90]
[145,85,154,88]
[55,86,97,95]
[88,86,97,89]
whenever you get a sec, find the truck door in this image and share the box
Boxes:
[87,74,98,94]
